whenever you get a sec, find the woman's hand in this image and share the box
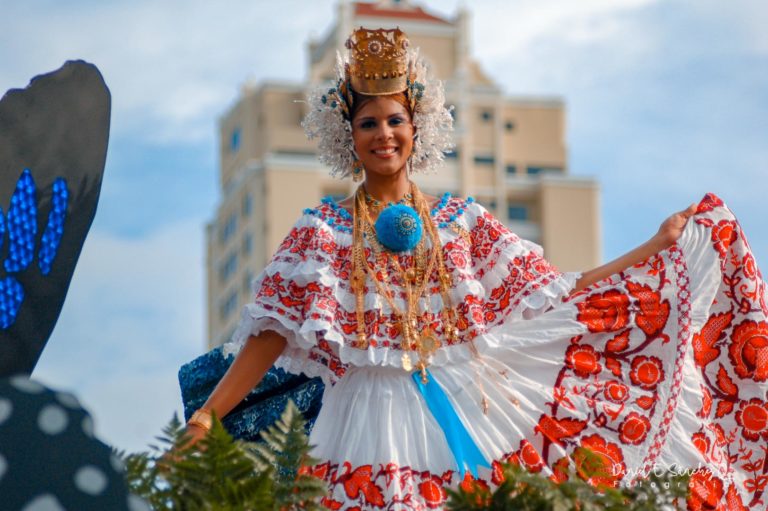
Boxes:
[158,423,208,471]
[182,423,209,448]
[653,203,698,249]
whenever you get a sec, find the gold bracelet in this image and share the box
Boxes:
[187,409,213,431]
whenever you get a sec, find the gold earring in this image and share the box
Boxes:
[352,159,365,182]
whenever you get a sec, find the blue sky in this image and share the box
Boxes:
[1,0,766,453]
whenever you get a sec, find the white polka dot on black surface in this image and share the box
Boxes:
[37,404,68,435]
[0,452,6,480]
[54,391,80,409]
[81,415,94,438]
[21,494,65,511]
[0,397,11,425]
[74,465,107,496]
[9,376,44,394]
[127,494,151,511]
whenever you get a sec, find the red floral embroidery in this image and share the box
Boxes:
[341,464,385,507]
[458,473,489,494]
[693,312,734,368]
[728,320,768,382]
[696,193,724,213]
[698,385,713,418]
[573,434,626,488]
[417,476,447,509]
[711,219,738,258]
[735,398,768,441]
[725,484,748,511]
[535,415,587,446]
[743,253,758,280]
[629,355,665,390]
[448,249,468,269]
[618,412,651,445]
[550,456,571,484]
[687,469,724,511]
[490,460,505,486]
[321,497,344,510]
[626,281,670,338]
[605,330,630,353]
[691,431,710,458]
[517,439,544,473]
[576,289,630,333]
[603,380,629,403]
[565,344,602,378]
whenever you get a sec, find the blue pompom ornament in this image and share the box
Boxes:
[375,204,423,252]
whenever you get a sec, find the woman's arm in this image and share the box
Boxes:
[184,330,287,444]
[572,204,697,293]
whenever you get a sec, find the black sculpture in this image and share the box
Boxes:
[0,60,109,377]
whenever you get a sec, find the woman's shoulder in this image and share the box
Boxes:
[299,196,354,235]
[430,192,482,228]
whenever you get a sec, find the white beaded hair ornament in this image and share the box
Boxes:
[302,27,454,178]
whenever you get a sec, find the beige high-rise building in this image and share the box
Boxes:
[206,0,601,349]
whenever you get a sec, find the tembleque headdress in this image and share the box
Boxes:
[302,27,454,178]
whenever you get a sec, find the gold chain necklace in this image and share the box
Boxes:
[351,182,459,383]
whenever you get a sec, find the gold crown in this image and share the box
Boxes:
[345,27,410,96]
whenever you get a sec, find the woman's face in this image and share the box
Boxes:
[351,96,415,179]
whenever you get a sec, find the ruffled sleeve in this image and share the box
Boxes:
[221,212,350,385]
[457,202,581,325]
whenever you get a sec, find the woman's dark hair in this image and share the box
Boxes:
[350,91,413,121]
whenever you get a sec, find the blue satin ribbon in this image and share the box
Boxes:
[412,369,490,479]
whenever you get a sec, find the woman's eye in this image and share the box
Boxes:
[360,120,375,129]
[389,118,404,126]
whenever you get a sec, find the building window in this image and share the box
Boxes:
[219,290,239,321]
[527,166,563,175]
[242,270,253,295]
[505,121,515,132]
[508,205,528,221]
[241,193,252,217]
[505,165,516,175]
[220,213,237,245]
[242,233,252,256]
[230,127,241,152]
[480,110,493,122]
[478,198,497,211]
[474,155,495,165]
[220,252,238,284]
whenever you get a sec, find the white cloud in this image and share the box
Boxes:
[0,0,338,145]
[33,217,206,452]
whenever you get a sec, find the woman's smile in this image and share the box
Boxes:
[351,96,415,179]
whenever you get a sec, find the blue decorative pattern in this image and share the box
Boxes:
[38,178,69,275]
[0,277,24,329]
[5,169,37,274]
[303,196,354,234]
[374,204,423,252]
[0,169,70,329]
[178,346,324,441]
[435,194,474,229]
[304,194,474,236]
[0,206,5,252]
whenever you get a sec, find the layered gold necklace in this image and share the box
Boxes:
[351,182,459,384]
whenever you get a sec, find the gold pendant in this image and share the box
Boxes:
[401,352,413,371]
[418,328,441,358]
